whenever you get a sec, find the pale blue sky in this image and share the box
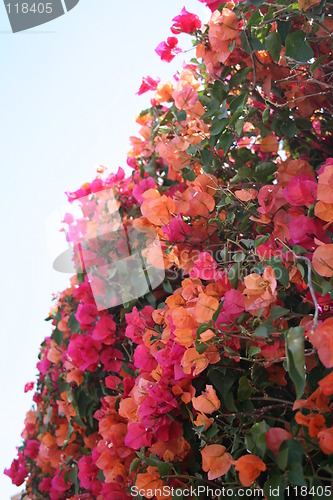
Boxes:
[0,1,208,498]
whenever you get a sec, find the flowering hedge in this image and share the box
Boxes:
[6,0,333,498]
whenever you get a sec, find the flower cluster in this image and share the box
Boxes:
[6,0,333,498]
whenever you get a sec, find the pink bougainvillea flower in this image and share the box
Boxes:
[67,333,101,371]
[75,303,98,328]
[125,305,154,344]
[133,177,156,203]
[137,75,161,95]
[92,315,116,345]
[171,7,201,34]
[257,185,286,215]
[265,427,292,455]
[283,174,317,207]
[155,37,181,62]
[23,439,40,459]
[162,215,191,243]
[133,343,158,372]
[4,452,29,486]
[100,346,124,372]
[51,468,71,493]
[39,477,52,492]
[289,215,328,249]
[191,252,221,281]
[78,456,99,493]
[198,0,223,11]
[217,289,245,324]
[24,381,34,393]
[125,422,153,450]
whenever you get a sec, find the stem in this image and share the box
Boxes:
[296,256,319,333]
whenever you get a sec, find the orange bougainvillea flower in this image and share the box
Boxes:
[318,371,333,396]
[317,163,333,204]
[318,426,333,455]
[181,345,220,376]
[193,293,219,323]
[293,387,330,412]
[314,201,333,223]
[134,468,165,498]
[234,454,267,487]
[308,414,326,438]
[243,266,277,314]
[194,412,214,430]
[310,317,333,368]
[189,190,215,217]
[201,444,232,480]
[260,135,279,153]
[192,385,220,414]
[141,189,176,226]
[298,0,321,10]
[234,188,258,202]
[312,244,333,278]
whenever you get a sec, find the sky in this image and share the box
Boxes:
[0,0,208,498]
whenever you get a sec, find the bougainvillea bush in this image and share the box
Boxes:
[6,0,333,498]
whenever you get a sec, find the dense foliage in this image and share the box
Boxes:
[5,0,333,498]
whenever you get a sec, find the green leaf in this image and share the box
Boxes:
[248,345,262,357]
[182,166,196,181]
[230,92,248,113]
[212,301,223,323]
[238,376,254,401]
[209,368,238,411]
[278,439,304,469]
[52,328,63,346]
[176,110,187,122]
[254,325,268,337]
[69,466,79,494]
[212,81,228,102]
[286,327,305,398]
[157,461,172,478]
[267,259,289,287]
[232,251,246,263]
[265,31,282,62]
[281,119,299,137]
[231,166,252,183]
[217,130,234,152]
[269,306,289,320]
[262,106,270,124]
[68,313,80,333]
[200,148,213,170]
[287,462,307,486]
[229,263,240,289]
[66,421,74,442]
[254,162,277,181]
[211,117,228,136]
[245,421,269,455]
[285,30,314,62]
[247,9,263,28]
[255,234,270,248]
[195,339,209,354]
[196,323,211,336]
[277,19,291,44]
[310,55,328,74]
[129,457,141,474]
